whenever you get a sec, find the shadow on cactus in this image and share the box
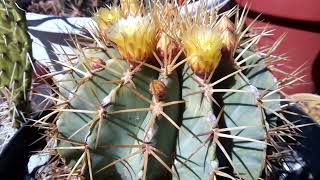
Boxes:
[32,0,308,179]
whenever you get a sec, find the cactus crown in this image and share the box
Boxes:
[33,0,305,179]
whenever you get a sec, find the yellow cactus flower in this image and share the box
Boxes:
[182,26,223,77]
[120,0,141,16]
[216,16,237,54]
[107,15,157,63]
[94,7,121,32]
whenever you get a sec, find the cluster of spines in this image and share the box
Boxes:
[30,1,308,180]
[0,0,33,128]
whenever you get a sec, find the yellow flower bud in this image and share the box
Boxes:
[156,32,179,64]
[89,57,106,71]
[221,29,237,54]
[149,80,166,100]
[107,15,157,64]
[94,7,121,32]
[217,16,235,33]
[120,0,141,16]
[216,16,237,54]
[182,26,223,77]
[80,48,107,71]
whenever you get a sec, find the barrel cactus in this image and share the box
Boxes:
[38,1,303,179]
[0,0,32,148]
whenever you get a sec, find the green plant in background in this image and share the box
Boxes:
[34,0,306,179]
[0,0,32,128]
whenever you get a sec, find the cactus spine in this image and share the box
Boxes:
[0,0,32,127]
[35,1,304,179]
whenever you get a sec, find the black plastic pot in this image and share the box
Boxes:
[0,120,46,179]
[283,106,320,179]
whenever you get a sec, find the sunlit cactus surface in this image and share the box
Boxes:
[31,0,306,179]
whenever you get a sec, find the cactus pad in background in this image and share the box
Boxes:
[0,0,32,127]
[34,0,306,179]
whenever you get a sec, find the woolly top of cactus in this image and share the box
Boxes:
[115,15,146,35]
[107,15,157,63]
[182,25,223,77]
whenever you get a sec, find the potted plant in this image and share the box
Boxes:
[0,0,38,178]
[24,1,315,179]
[0,1,56,178]
[1,0,316,179]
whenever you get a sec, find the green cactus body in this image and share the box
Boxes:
[57,57,158,178]
[174,66,217,180]
[174,51,271,180]
[242,50,281,127]
[56,46,278,179]
[136,72,181,179]
[57,48,183,178]
[48,1,289,180]
[144,73,181,179]
[0,0,32,126]
[222,73,266,180]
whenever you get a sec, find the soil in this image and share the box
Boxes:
[0,99,17,154]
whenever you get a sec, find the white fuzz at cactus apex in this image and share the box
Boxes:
[107,15,157,63]
[209,160,219,175]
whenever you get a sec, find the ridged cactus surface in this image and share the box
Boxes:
[57,55,158,179]
[35,1,300,180]
[174,48,275,179]
[0,0,32,117]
